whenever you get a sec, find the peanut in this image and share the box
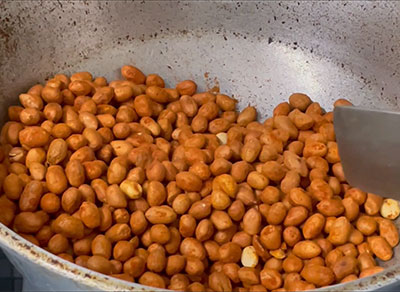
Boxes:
[380,198,400,220]
[2,67,399,291]
[292,241,321,259]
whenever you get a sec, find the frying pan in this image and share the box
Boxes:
[1,1,400,291]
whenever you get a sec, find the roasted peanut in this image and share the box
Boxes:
[289,93,312,111]
[179,214,196,237]
[195,219,214,242]
[368,236,393,261]
[301,265,334,287]
[341,274,358,283]
[365,193,383,216]
[52,214,84,239]
[292,241,321,259]
[79,201,100,228]
[19,126,50,148]
[4,173,23,200]
[317,198,344,217]
[260,225,281,250]
[260,268,282,290]
[380,198,400,220]
[302,213,325,239]
[87,255,113,275]
[123,255,146,278]
[40,193,60,213]
[328,216,352,245]
[91,179,108,202]
[331,256,358,280]
[48,233,69,254]
[61,187,82,214]
[145,205,177,224]
[241,246,259,268]
[217,242,241,264]
[176,80,197,96]
[355,216,377,236]
[91,234,112,259]
[14,211,45,233]
[283,206,308,226]
[176,171,202,192]
[120,179,142,199]
[42,163,66,193]
[359,266,384,278]
[211,210,233,230]
[237,106,257,127]
[3,67,399,290]
[376,218,399,247]
[19,180,43,212]
[243,208,262,235]
[262,161,286,181]
[283,226,301,247]
[358,252,376,271]
[121,65,146,84]
[209,271,232,292]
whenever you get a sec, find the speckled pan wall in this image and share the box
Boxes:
[1,1,400,291]
[1,1,400,120]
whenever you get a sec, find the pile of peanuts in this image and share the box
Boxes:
[0,64,399,291]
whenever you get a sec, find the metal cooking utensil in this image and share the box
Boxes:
[334,106,400,199]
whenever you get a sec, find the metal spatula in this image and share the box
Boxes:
[334,106,400,199]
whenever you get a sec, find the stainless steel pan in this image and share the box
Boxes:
[1,1,400,291]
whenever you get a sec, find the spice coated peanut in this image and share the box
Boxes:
[0,66,398,291]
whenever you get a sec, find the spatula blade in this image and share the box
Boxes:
[334,106,400,199]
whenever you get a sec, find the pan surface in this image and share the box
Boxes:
[1,1,400,291]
